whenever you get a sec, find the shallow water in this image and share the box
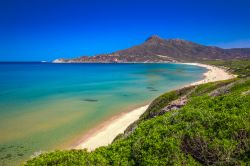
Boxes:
[0,63,206,165]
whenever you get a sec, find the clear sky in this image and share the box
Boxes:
[1,0,250,61]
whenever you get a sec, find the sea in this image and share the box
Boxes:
[0,62,206,165]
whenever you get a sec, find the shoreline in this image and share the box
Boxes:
[182,63,236,86]
[74,63,236,151]
[74,105,149,150]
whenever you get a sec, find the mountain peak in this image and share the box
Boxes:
[166,38,193,44]
[168,38,186,42]
[145,35,163,42]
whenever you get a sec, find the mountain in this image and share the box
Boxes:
[53,35,250,63]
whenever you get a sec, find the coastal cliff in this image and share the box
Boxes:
[53,36,250,63]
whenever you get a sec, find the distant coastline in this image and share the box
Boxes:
[74,63,236,151]
[52,36,250,64]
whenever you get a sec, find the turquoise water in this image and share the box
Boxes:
[0,63,206,165]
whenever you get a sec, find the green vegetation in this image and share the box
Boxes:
[24,61,250,166]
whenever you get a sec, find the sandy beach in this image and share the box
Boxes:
[184,63,236,86]
[75,63,236,151]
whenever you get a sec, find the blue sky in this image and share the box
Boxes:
[0,0,250,61]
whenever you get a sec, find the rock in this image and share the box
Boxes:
[242,90,250,95]
[209,83,235,97]
[82,99,98,102]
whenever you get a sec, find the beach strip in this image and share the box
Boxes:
[75,105,149,150]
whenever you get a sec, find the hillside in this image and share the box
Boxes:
[53,36,250,63]
[24,60,250,165]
